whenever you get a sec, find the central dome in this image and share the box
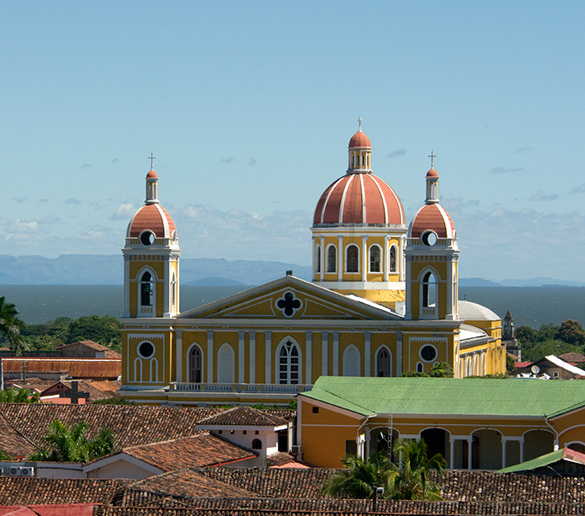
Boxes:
[313,173,404,225]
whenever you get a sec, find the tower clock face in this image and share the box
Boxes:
[140,230,155,246]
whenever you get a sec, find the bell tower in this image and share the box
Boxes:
[405,164,459,320]
[122,166,180,319]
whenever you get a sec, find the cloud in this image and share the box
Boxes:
[530,191,558,202]
[111,203,136,220]
[39,216,63,225]
[386,148,407,158]
[248,158,257,166]
[39,198,48,203]
[489,166,524,174]
[10,219,39,233]
[11,197,26,203]
[0,218,10,225]
[513,147,532,154]
[218,156,236,165]
[112,158,120,165]
[569,183,585,194]
[80,163,92,169]
[65,198,82,205]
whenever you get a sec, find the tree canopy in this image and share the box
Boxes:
[0,296,27,355]
[516,320,585,363]
[323,438,445,501]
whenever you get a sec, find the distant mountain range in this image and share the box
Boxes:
[0,255,583,287]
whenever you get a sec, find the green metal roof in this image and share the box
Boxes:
[302,377,585,418]
[498,449,564,473]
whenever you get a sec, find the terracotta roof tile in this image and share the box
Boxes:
[2,358,121,379]
[58,341,121,359]
[121,433,256,471]
[197,406,288,427]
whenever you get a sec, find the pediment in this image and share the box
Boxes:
[178,276,400,321]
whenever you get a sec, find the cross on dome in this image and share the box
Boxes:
[428,150,436,168]
[357,116,363,131]
[148,152,156,170]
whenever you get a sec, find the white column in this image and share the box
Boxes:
[312,236,316,280]
[238,331,245,383]
[361,235,368,282]
[322,332,329,376]
[502,437,507,468]
[207,331,214,384]
[175,258,180,314]
[337,235,344,282]
[163,258,171,317]
[123,256,130,318]
[364,332,371,377]
[176,330,183,383]
[396,332,403,377]
[467,438,473,470]
[400,236,406,281]
[332,332,339,376]
[384,236,390,282]
[265,331,272,384]
[320,236,325,281]
[249,331,256,384]
[305,332,312,384]
[519,436,524,463]
[449,437,455,469]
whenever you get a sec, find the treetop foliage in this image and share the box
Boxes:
[516,319,585,363]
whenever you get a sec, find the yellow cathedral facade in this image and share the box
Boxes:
[119,125,506,406]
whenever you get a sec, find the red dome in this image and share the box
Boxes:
[409,203,455,238]
[127,203,177,239]
[314,173,404,225]
[349,130,371,148]
[426,168,438,178]
[146,169,158,179]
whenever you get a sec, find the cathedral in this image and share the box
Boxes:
[119,124,506,406]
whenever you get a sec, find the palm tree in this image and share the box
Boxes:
[323,453,392,499]
[389,438,445,500]
[323,438,445,501]
[29,419,116,463]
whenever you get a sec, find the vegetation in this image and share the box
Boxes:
[29,419,116,462]
[516,320,585,363]
[93,397,135,405]
[401,362,454,378]
[0,296,28,355]
[18,314,122,354]
[323,438,445,500]
[0,387,40,403]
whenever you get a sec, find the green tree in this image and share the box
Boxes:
[66,315,122,352]
[555,320,585,346]
[506,354,517,375]
[29,419,116,463]
[430,362,454,378]
[0,297,27,355]
[323,453,392,499]
[0,387,40,403]
[389,439,445,500]
[323,439,445,501]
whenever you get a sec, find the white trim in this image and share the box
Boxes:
[342,344,361,377]
[207,331,214,384]
[339,174,356,223]
[332,333,339,376]
[325,243,337,274]
[217,342,236,384]
[345,243,360,273]
[275,336,302,385]
[249,331,256,384]
[176,330,183,383]
[306,333,312,384]
[265,331,272,384]
[368,243,383,273]
[322,332,328,376]
[364,333,371,377]
[238,331,245,383]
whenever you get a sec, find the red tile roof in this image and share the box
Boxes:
[197,406,288,427]
[119,433,256,471]
[409,202,456,238]
[58,341,121,359]
[348,130,371,149]
[128,204,176,239]
[1,358,121,380]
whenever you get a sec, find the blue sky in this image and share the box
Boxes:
[2,1,585,282]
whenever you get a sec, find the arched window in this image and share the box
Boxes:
[376,347,391,377]
[252,438,262,450]
[278,339,300,385]
[389,245,397,273]
[422,271,438,308]
[140,271,154,307]
[316,245,321,273]
[217,343,235,383]
[342,345,361,376]
[189,346,202,383]
[369,245,381,273]
[416,362,424,373]
[326,245,337,273]
[346,245,359,273]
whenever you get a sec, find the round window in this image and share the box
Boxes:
[140,231,155,246]
[138,341,155,359]
[420,345,437,362]
[421,231,438,246]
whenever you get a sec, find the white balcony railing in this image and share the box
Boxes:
[169,382,313,394]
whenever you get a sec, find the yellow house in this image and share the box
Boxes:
[118,124,506,406]
[298,376,585,469]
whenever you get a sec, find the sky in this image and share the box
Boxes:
[1,1,585,282]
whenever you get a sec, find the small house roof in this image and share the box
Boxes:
[197,406,289,428]
[499,447,585,473]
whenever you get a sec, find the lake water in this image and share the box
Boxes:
[1,284,584,329]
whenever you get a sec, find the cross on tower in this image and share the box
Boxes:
[357,116,363,131]
[59,380,90,405]
[428,150,436,168]
[148,153,156,170]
